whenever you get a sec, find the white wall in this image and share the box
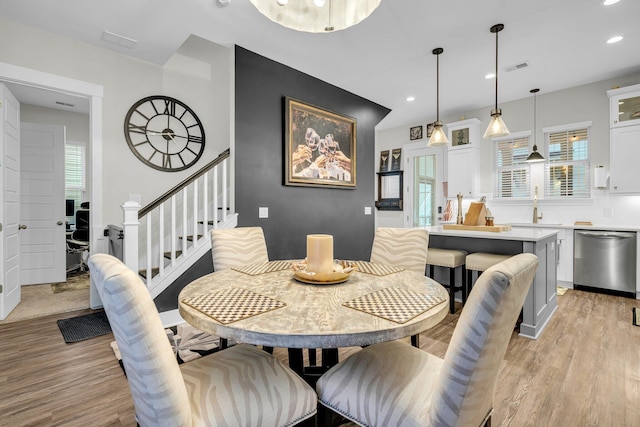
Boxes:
[0,17,232,226]
[376,71,640,228]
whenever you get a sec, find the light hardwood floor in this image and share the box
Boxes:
[1,289,638,426]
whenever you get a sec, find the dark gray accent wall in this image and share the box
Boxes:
[235,46,390,261]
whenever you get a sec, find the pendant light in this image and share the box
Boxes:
[525,88,545,162]
[427,47,450,147]
[483,24,510,139]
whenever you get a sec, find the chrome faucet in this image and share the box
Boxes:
[533,184,542,223]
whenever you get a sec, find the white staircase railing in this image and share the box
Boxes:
[121,149,236,298]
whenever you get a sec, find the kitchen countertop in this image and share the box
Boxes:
[508,223,640,232]
[423,225,559,241]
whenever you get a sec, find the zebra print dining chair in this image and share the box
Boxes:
[316,253,538,427]
[89,253,317,427]
[369,227,429,275]
[370,227,430,346]
[210,226,269,271]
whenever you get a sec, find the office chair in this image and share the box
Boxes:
[67,206,90,273]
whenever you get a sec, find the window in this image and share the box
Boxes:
[413,154,436,226]
[544,123,590,198]
[65,142,86,221]
[493,132,531,199]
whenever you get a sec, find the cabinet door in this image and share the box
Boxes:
[610,126,640,193]
[610,90,640,128]
[447,148,478,197]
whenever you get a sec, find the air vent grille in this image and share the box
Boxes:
[504,61,529,72]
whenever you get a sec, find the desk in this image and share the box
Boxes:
[424,225,559,339]
[178,262,449,377]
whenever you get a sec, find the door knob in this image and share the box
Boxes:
[18,224,27,230]
[57,221,64,226]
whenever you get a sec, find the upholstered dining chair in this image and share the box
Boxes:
[210,226,269,271]
[316,253,538,427]
[369,227,430,275]
[89,253,317,427]
[370,227,430,346]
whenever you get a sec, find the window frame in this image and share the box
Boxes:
[65,140,87,221]
[492,131,532,200]
[542,121,591,199]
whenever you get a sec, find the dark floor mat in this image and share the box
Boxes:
[57,311,112,343]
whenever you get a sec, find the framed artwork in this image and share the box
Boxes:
[284,97,356,188]
[426,121,435,138]
[390,148,402,171]
[410,125,423,140]
[451,128,470,146]
[379,150,390,172]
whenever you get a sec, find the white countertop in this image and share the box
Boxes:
[423,225,559,242]
[508,223,640,232]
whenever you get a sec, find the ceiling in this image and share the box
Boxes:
[1,0,639,130]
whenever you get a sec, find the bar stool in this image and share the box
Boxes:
[426,248,468,313]
[466,252,512,294]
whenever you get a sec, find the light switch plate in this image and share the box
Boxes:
[259,207,269,218]
[364,206,372,215]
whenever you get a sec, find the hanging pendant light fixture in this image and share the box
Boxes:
[249,0,381,33]
[483,24,510,139]
[427,47,450,147]
[525,88,545,163]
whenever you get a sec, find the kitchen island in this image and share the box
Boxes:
[423,225,559,339]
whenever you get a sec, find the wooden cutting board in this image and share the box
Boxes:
[443,224,512,232]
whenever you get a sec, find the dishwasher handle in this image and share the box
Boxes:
[575,230,636,239]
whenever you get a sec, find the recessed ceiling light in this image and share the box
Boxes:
[406,96,415,102]
[484,73,496,79]
[607,35,623,44]
[603,0,620,5]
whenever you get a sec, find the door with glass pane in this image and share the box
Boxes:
[403,145,444,228]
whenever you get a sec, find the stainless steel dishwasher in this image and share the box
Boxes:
[574,229,637,295]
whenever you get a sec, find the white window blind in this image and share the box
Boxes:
[494,135,531,199]
[65,142,86,220]
[544,127,590,198]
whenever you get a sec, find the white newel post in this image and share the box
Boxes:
[122,200,140,274]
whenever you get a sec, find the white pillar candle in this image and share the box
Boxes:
[306,234,334,273]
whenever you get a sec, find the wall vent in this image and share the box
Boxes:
[504,61,529,72]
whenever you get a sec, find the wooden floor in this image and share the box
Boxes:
[1,289,639,426]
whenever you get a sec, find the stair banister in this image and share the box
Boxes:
[121,148,235,297]
[122,200,140,273]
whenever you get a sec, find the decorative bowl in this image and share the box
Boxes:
[292,259,356,284]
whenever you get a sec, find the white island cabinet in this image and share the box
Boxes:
[424,226,559,339]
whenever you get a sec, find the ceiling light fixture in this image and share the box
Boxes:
[483,24,510,139]
[249,0,381,33]
[603,0,620,5]
[406,96,415,102]
[427,47,450,147]
[484,73,496,79]
[526,88,545,163]
[607,35,623,44]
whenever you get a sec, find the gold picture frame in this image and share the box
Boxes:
[284,97,356,188]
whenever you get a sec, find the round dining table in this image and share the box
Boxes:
[178,261,449,359]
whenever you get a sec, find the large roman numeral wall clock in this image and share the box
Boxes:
[124,95,205,172]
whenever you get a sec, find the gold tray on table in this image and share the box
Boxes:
[291,260,357,285]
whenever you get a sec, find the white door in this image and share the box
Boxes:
[20,123,66,285]
[403,143,445,228]
[0,84,21,320]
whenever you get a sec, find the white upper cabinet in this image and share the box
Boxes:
[446,118,481,198]
[608,83,640,128]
